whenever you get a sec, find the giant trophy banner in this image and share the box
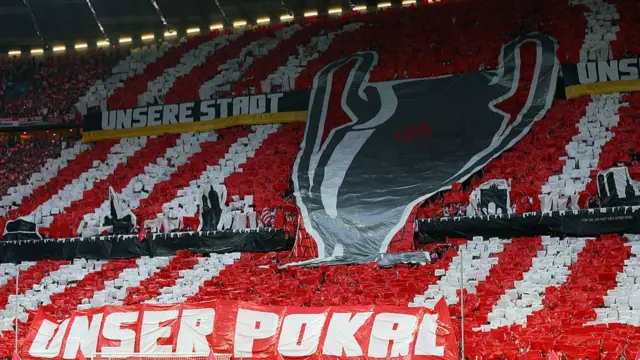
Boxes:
[22,300,457,360]
[294,33,560,264]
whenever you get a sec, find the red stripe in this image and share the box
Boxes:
[123,252,200,305]
[133,127,250,226]
[455,237,542,329]
[0,260,68,310]
[223,123,303,216]
[232,21,339,96]
[189,247,457,307]
[45,259,138,320]
[108,33,218,110]
[466,235,632,359]
[48,135,179,236]
[6,140,117,220]
[163,30,270,104]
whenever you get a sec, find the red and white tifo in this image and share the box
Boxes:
[0,235,634,359]
[3,0,640,358]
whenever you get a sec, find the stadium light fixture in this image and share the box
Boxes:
[96,40,110,47]
[233,20,247,27]
[30,48,44,55]
[186,27,200,34]
[280,14,293,21]
[164,30,177,38]
[304,11,318,17]
[377,2,391,8]
[75,43,88,50]
[402,0,416,4]
[353,5,367,11]
[256,17,270,24]
[119,37,132,44]
[8,50,21,56]
[52,45,66,52]
[141,33,155,41]
[210,23,224,30]
[328,7,342,14]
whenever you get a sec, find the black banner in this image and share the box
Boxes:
[417,206,640,243]
[562,57,640,99]
[82,91,310,141]
[294,33,559,264]
[0,229,293,263]
[3,218,42,241]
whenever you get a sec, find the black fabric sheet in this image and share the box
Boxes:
[3,218,42,241]
[597,169,640,207]
[479,185,509,214]
[417,206,640,243]
[294,33,559,264]
[0,229,292,263]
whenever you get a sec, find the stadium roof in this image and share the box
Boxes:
[0,0,370,52]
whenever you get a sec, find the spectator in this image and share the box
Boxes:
[0,49,126,120]
[0,133,79,198]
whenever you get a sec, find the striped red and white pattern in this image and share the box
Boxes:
[0,236,639,358]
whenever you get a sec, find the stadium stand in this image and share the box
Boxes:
[1,0,640,358]
[1,50,124,121]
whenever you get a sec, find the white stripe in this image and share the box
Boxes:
[79,256,172,310]
[139,35,232,106]
[570,0,619,63]
[30,138,145,227]
[475,237,587,331]
[79,132,218,229]
[163,124,279,219]
[0,141,89,217]
[410,238,511,308]
[3,260,106,329]
[588,235,640,325]
[0,262,33,290]
[538,0,621,210]
[0,262,36,330]
[76,41,177,114]
[199,25,300,100]
[146,253,240,304]
[262,23,363,94]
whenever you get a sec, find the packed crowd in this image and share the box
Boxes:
[0,0,634,237]
[0,134,78,199]
[0,49,125,121]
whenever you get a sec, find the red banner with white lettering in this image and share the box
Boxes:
[22,300,457,360]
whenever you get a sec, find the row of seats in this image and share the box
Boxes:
[132,126,251,230]
[44,135,180,238]
[591,93,640,185]
[163,27,280,104]
[0,0,593,123]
